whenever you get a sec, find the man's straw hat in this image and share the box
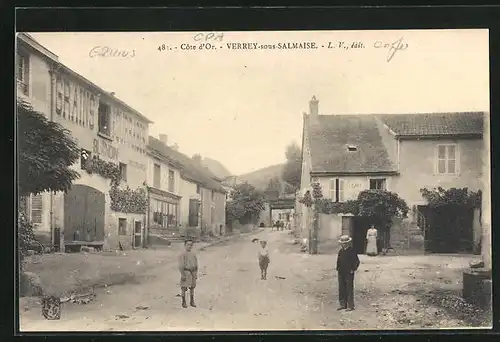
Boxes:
[339,235,352,244]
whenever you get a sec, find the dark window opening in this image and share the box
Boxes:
[347,145,358,152]
[369,178,386,190]
[80,149,91,170]
[168,169,175,192]
[98,102,111,136]
[119,163,127,181]
[118,218,127,235]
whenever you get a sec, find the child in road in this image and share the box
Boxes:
[257,240,270,280]
[178,239,198,308]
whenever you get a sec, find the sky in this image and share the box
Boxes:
[28,30,489,175]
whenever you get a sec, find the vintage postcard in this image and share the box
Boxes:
[16,29,491,332]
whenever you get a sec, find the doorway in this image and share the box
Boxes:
[351,216,371,254]
[64,184,105,243]
[423,205,474,253]
[133,221,142,248]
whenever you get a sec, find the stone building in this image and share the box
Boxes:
[17,33,153,251]
[297,96,486,255]
[146,135,227,239]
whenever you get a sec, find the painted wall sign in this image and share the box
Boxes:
[55,74,98,129]
[130,160,146,171]
[346,180,366,200]
[350,182,363,189]
[93,138,119,160]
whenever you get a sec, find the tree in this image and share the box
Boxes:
[226,182,266,225]
[300,186,409,253]
[356,190,409,250]
[265,176,281,200]
[18,99,81,197]
[17,99,81,270]
[282,142,302,192]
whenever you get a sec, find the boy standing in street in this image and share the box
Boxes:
[178,239,198,308]
[257,240,270,280]
[336,235,360,311]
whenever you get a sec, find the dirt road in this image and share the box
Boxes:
[19,230,491,331]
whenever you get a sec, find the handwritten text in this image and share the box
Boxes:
[193,32,224,42]
[374,37,408,62]
[89,46,136,58]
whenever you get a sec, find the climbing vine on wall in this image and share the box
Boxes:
[83,155,147,214]
[420,187,482,209]
[299,184,409,221]
[315,198,360,215]
[83,155,121,187]
[109,186,148,214]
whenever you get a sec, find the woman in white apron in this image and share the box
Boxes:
[366,225,378,256]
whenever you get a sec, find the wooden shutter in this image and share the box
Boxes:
[31,194,43,225]
[338,179,345,202]
[329,179,336,201]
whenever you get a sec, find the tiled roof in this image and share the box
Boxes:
[378,112,484,137]
[148,137,226,193]
[307,115,397,174]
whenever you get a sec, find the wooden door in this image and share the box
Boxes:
[188,199,200,227]
[64,184,105,242]
[341,216,353,236]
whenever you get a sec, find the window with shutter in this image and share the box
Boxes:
[168,169,175,192]
[17,52,30,95]
[329,179,336,201]
[153,164,161,188]
[338,179,345,202]
[31,194,43,224]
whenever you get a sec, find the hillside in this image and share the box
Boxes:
[237,164,285,191]
[201,157,232,180]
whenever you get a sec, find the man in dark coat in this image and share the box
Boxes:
[336,235,360,311]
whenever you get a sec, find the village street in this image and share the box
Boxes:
[19,229,490,331]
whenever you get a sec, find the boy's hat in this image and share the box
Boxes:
[339,235,352,244]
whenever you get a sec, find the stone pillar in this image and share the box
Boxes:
[482,112,491,270]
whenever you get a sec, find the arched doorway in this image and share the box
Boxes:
[64,184,105,248]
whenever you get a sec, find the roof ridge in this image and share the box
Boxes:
[147,136,226,193]
[317,111,484,117]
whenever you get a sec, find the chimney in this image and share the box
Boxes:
[171,143,179,151]
[192,154,202,164]
[309,96,319,116]
[159,134,168,145]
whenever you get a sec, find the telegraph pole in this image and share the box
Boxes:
[310,206,319,254]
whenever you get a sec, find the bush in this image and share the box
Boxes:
[18,210,36,271]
